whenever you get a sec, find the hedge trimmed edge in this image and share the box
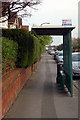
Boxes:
[2,29,40,68]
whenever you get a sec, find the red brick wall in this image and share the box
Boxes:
[2,62,39,118]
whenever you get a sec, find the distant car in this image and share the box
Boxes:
[72,52,80,77]
[56,51,63,63]
[48,49,55,55]
[54,50,61,60]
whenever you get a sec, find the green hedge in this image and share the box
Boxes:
[27,34,39,66]
[33,36,40,63]
[2,29,28,67]
[2,29,40,68]
[2,37,18,70]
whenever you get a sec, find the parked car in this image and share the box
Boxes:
[48,49,55,55]
[72,52,80,77]
[56,50,63,63]
[54,50,59,60]
[54,50,62,60]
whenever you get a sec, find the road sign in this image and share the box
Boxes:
[62,19,72,26]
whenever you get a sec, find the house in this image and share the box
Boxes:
[21,25,29,31]
[8,12,22,29]
[0,2,25,29]
[0,16,8,28]
[17,18,22,28]
[8,12,17,28]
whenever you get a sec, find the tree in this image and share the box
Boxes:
[38,35,53,46]
[0,0,41,22]
[31,30,53,46]
[72,37,80,52]
[57,44,63,51]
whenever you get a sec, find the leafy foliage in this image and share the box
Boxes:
[2,29,29,67]
[2,37,18,71]
[2,29,40,68]
[31,30,53,53]
[38,35,53,53]
[72,38,80,52]
[57,44,63,51]
[2,29,53,69]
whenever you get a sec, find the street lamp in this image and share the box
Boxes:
[40,22,50,26]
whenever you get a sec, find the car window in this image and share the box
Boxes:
[58,52,63,56]
[72,53,80,61]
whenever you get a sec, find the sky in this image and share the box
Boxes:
[22,0,80,45]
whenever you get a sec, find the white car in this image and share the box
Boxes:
[56,51,63,63]
[48,49,55,55]
[72,52,80,77]
[54,50,60,60]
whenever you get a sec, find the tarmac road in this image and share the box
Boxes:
[5,52,78,118]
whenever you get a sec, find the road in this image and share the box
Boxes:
[73,79,80,90]
[4,52,78,118]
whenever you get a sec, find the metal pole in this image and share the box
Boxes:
[69,30,73,97]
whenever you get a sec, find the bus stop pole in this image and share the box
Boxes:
[70,30,73,97]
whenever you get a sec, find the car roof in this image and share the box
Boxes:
[72,52,80,55]
[59,51,63,53]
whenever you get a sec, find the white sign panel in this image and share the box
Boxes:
[62,19,72,26]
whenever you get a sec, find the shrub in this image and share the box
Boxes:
[2,29,29,67]
[27,33,40,66]
[2,37,18,71]
[2,29,41,68]
[27,34,35,67]
[33,36,40,63]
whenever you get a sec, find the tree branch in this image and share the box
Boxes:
[1,0,41,23]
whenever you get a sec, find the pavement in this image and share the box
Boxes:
[4,52,78,118]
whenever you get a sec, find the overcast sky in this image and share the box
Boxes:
[23,0,80,45]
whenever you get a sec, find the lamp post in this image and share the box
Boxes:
[40,22,50,26]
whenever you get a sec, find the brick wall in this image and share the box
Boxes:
[2,62,40,118]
